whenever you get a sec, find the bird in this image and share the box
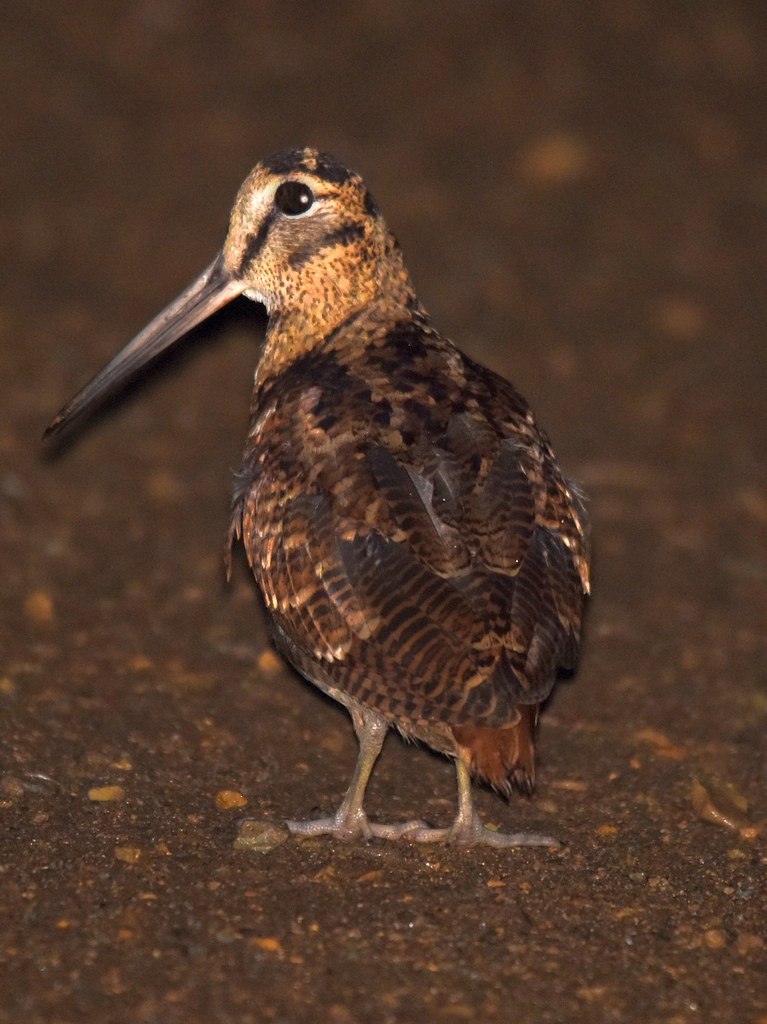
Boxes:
[46,148,590,847]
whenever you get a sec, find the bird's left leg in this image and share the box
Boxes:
[286,705,426,841]
[403,759,560,848]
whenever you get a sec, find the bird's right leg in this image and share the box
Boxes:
[286,705,426,841]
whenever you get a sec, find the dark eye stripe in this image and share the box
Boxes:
[288,222,366,270]
[235,209,276,278]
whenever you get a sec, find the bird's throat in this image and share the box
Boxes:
[254,248,418,388]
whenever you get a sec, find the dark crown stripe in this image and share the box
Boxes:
[312,156,353,186]
[262,149,354,186]
[262,149,310,176]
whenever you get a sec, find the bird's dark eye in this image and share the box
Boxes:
[274,181,314,216]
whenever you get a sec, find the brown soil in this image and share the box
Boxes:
[2,3,766,1022]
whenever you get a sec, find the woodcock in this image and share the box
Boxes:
[46,149,590,847]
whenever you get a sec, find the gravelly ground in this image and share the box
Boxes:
[2,2,767,1022]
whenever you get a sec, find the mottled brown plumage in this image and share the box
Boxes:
[46,148,589,847]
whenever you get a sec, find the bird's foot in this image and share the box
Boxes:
[286,808,428,842]
[286,810,364,841]
[367,818,430,840]
[401,810,560,849]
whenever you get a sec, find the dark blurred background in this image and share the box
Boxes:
[2,3,767,1022]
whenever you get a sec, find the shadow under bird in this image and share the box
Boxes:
[46,148,590,847]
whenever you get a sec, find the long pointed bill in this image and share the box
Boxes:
[44,251,244,440]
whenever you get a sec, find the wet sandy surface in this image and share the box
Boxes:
[2,2,767,1021]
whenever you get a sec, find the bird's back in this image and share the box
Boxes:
[228,306,589,790]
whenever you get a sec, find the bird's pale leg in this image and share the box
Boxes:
[404,760,560,848]
[286,707,426,841]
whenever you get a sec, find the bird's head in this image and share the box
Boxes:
[225,148,387,313]
[45,148,413,439]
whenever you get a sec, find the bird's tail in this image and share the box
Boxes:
[452,705,538,796]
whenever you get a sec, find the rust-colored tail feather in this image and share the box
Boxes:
[452,705,538,795]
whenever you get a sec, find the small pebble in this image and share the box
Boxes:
[577,986,607,1003]
[740,825,761,841]
[635,728,686,760]
[519,133,591,185]
[703,928,727,950]
[128,655,153,671]
[146,469,182,502]
[233,820,289,853]
[1,776,24,798]
[257,649,283,673]
[537,799,558,814]
[656,297,705,341]
[320,729,346,754]
[736,934,764,955]
[88,786,125,802]
[24,591,54,623]
[215,789,248,810]
[356,870,384,883]
[692,779,749,831]
[114,846,141,864]
[551,779,588,792]
[250,937,282,953]
[312,865,337,883]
